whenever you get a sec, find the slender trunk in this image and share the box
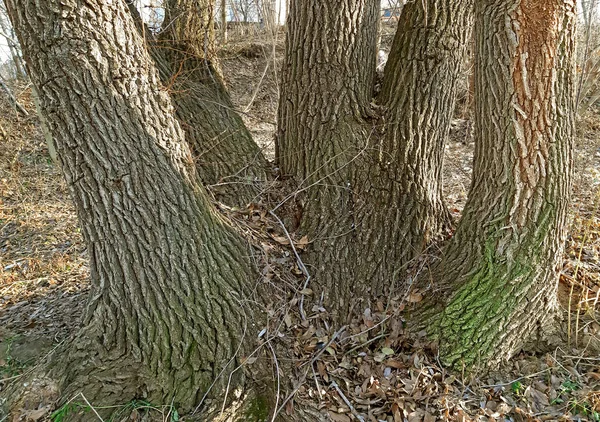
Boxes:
[4,0,267,416]
[356,0,473,293]
[134,0,268,206]
[429,0,576,369]
[221,0,228,43]
[0,12,25,79]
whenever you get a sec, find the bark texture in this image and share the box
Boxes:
[430,0,576,368]
[357,0,473,291]
[134,0,268,205]
[276,0,381,316]
[276,0,472,315]
[5,0,266,416]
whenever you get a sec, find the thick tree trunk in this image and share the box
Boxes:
[4,0,267,417]
[134,0,268,206]
[276,0,472,316]
[429,0,576,369]
[276,0,380,316]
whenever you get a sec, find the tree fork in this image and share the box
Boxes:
[354,0,474,294]
[276,0,472,316]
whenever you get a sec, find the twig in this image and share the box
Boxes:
[193,308,248,415]
[274,326,347,419]
[480,368,551,388]
[269,209,311,321]
[0,78,28,116]
[330,380,365,422]
[78,393,105,422]
[311,363,323,402]
[244,59,270,113]
[268,342,280,422]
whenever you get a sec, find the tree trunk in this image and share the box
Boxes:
[356,0,473,292]
[4,0,268,417]
[135,0,268,206]
[276,0,472,316]
[429,0,576,369]
[276,0,380,316]
[0,9,25,79]
[221,0,228,43]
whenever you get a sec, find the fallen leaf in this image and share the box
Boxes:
[296,235,309,250]
[328,411,351,422]
[408,291,423,303]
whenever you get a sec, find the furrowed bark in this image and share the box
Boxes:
[4,0,268,417]
[134,0,268,206]
[276,0,380,316]
[429,0,576,369]
[276,0,472,316]
[356,0,473,293]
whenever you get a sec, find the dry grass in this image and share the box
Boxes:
[0,84,88,353]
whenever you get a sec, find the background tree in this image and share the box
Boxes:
[0,4,24,80]
[4,0,268,416]
[128,0,268,205]
[428,0,576,368]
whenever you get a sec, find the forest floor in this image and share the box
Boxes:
[1,28,600,422]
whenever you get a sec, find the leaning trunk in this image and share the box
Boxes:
[429,0,576,369]
[134,0,268,206]
[4,0,267,417]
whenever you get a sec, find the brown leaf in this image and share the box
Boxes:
[296,235,309,250]
[408,291,423,303]
[328,411,351,422]
[423,412,436,422]
[24,407,49,421]
[271,235,290,245]
[386,359,405,369]
[285,398,294,415]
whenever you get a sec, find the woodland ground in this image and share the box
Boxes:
[1,26,600,422]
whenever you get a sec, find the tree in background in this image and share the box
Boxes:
[0,4,24,79]
[128,0,268,205]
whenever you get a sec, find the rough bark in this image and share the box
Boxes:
[357,0,473,291]
[133,0,268,206]
[4,0,267,417]
[276,0,380,317]
[429,0,576,369]
[276,0,472,316]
